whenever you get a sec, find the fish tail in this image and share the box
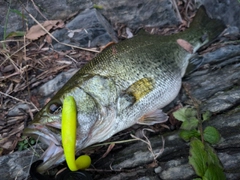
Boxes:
[185,6,226,74]
[191,6,226,43]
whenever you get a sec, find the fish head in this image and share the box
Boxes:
[23,85,102,173]
[24,97,65,172]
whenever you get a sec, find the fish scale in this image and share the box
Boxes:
[24,6,226,172]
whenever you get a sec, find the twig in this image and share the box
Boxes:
[3,52,20,71]
[0,42,30,67]
[131,128,165,160]
[50,47,78,63]
[30,13,99,52]
[0,91,39,111]
[25,135,41,180]
[30,0,48,21]
[86,166,144,173]
[182,83,203,142]
[89,138,138,148]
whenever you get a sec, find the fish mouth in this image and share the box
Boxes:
[24,123,65,173]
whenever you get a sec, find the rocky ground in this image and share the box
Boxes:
[1,0,240,179]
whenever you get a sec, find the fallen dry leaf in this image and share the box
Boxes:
[45,34,52,44]
[26,20,64,40]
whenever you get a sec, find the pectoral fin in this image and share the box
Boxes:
[126,77,154,102]
[138,109,168,125]
[118,78,155,112]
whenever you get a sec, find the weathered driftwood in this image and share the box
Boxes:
[1,44,240,180]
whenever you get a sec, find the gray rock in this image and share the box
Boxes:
[96,112,240,180]
[159,160,194,180]
[91,0,181,29]
[0,144,45,180]
[185,45,240,102]
[154,166,162,173]
[193,44,240,65]
[219,152,240,179]
[203,89,240,113]
[102,169,154,180]
[52,8,118,50]
[1,0,180,40]
[8,103,30,116]
[202,0,240,29]
[38,69,77,97]
[2,0,240,42]
[112,150,154,169]
[0,0,92,40]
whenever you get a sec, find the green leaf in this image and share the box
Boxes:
[189,138,208,177]
[173,107,197,122]
[23,144,28,149]
[202,111,211,122]
[179,129,200,142]
[203,126,221,144]
[180,117,199,130]
[18,143,25,151]
[173,107,188,121]
[189,139,225,178]
[204,143,223,169]
[5,31,25,38]
[30,139,36,145]
[203,164,226,180]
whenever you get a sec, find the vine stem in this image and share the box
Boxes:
[195,103,204,143]
[182,83,204,143]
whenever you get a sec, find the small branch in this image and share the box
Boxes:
[0,91,39,111]
[89,138,139,148]
[0,42,30,67]
[182,83,204,142]
[131,128,165,160]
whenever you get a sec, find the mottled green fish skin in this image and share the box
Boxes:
[24,6,226,172]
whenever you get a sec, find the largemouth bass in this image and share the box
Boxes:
[24,6,225,172]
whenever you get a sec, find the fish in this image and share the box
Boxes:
[24,6,226,172]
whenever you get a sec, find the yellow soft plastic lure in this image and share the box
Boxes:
[61,96,91,171]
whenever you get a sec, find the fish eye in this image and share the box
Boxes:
[48,101,62,114]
